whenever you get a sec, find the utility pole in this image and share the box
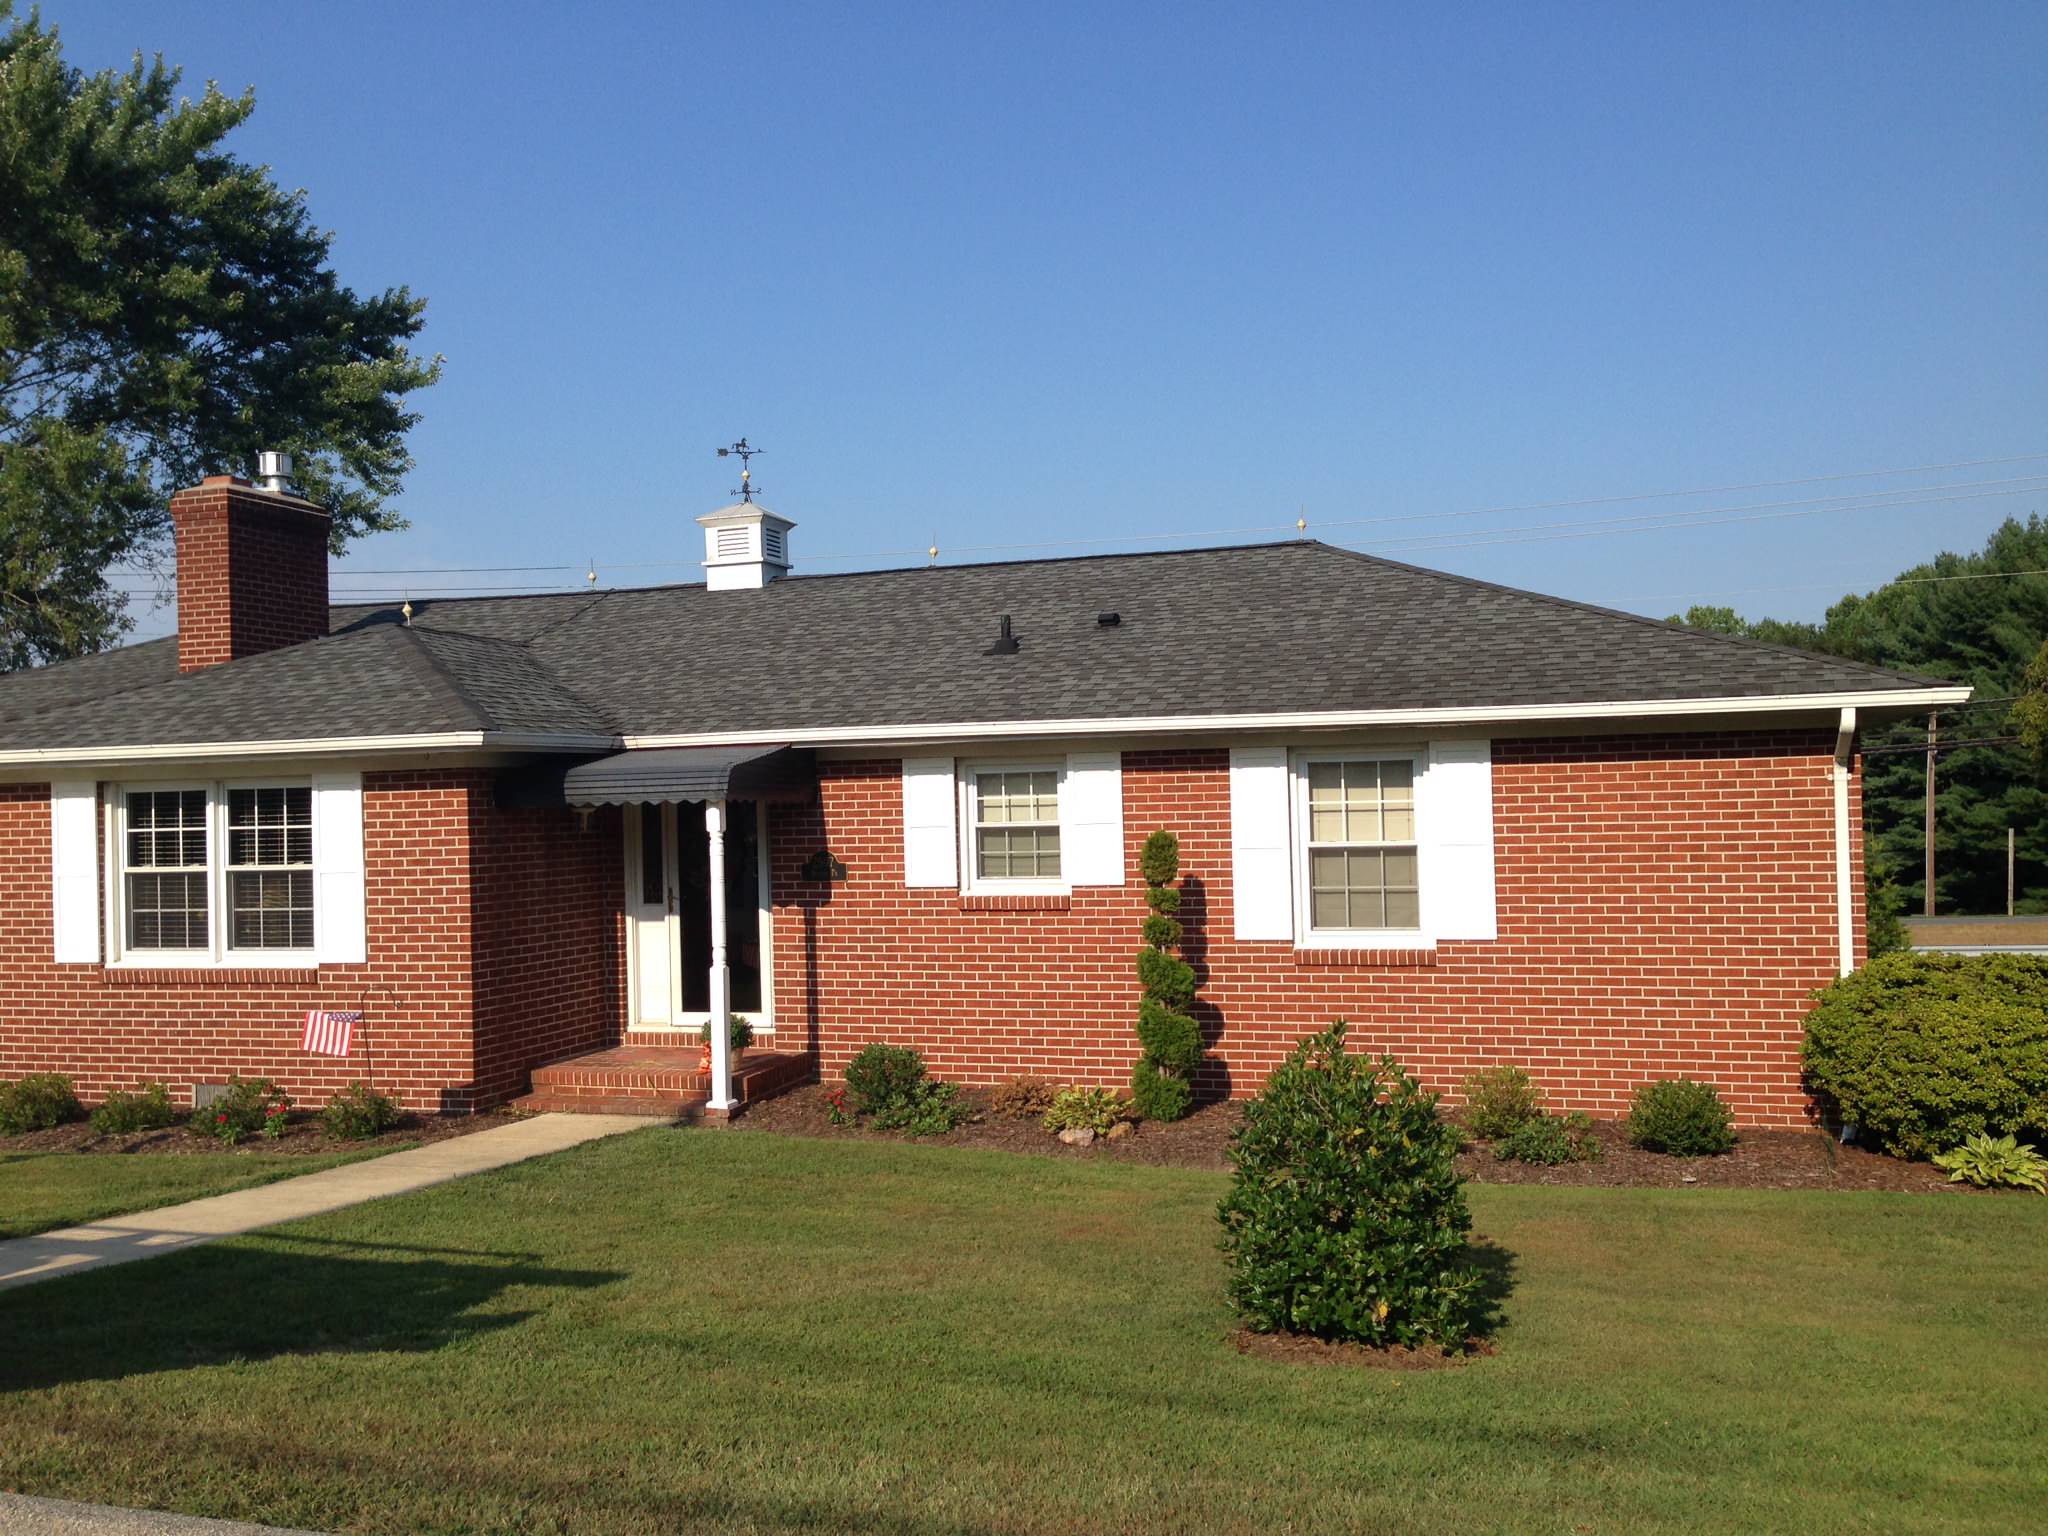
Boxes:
[2011,827,2018,918]
[1923,711,1938,917]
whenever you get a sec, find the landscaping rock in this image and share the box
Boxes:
[1057,1126,1096,1147]
[1105,1121,1134,1141]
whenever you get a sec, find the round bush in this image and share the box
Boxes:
[0,1073,84,1135]
[1459,1064,1543,1141]
[89,1081,179,1134]
[843,1043,928,1117]
[1218,1022,1479,1349]
[1626,1078,1736,1156]
[1803,952,2048,1158]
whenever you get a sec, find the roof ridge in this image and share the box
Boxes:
[387,624,495,730]
[407,619,619,731]
[1312,542,1952,689]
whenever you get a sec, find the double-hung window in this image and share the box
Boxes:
[1299,755,1421,936]
[115,782,317,962]
[962,763,1063,891]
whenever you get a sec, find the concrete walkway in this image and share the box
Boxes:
[0,1493,322,1535]
[0,1114,646,1294]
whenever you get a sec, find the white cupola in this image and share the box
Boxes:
[696,503,795,590]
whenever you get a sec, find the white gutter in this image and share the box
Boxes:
[0,730,616,768]
[620,686,1970,752]
[1833,705,1858,976]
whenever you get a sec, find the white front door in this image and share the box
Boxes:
[627,803,680,1026]
[626,801,774,1033]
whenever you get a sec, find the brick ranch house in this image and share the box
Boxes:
[0,474,1969,1125]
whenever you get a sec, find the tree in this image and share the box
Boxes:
[1131,829,1204,1121]
[2017,637,2048,765]
[0,3,439,667]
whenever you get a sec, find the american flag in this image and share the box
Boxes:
[301,1009,362,1058]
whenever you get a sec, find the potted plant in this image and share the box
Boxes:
[699,1014,755,1075]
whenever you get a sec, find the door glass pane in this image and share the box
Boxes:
[677,801,765,1016]
[639,805,665,906]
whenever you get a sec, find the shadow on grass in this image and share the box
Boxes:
[0,1233,621,1393]
[1467,1236,1518,1342]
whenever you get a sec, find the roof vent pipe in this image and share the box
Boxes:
[256,450,294,494]
[984,615,1020,655]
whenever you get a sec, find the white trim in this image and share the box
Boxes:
[0,730,614,768]
[310,773,365,965]
[958,758,1069,896]
[1228,746,1294,941]
[901,757,959,887]
[1290,747,1429,949]
[1833,706,1857,976]
[1061,750,1125,887]
[619,686,1972,751]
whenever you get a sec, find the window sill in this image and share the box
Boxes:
[958,892,1072,912]
[1293,946,1438,969]
[103,964,325,986]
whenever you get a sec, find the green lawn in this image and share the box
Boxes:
[1,1129,2042,1535]
[0,1147,401,1240]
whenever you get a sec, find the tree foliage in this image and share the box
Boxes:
[1670,516,2048,914]
[0,3,439,667]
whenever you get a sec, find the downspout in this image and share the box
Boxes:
[1833,706,1858,976]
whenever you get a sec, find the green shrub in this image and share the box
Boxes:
[0,1073,85,1135]
[1218,1022,1480,1349]
[1494,1110,1602,1165]
[1130,829,1204,1120]
[1932,1133,2047,1193]
[1803,951,2048,1157]
[703,1014,755,1053]
[89,1082,178,1134]
[1626,1078,1736,1157]
[1042,1085,1124,1136]
[1864,836,1911,959]
[989,1075,1057,1118]
[843,1043,928,1117]
[322,1082,403,1140]
[877,1079,965,1136]
[841,1044,963,1134]
[1459,1064,1544,1140]
[190,1075,291,1147]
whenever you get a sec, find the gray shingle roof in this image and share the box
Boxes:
[0,541,1953,755]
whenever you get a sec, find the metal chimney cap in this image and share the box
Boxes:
[256,450,294,492]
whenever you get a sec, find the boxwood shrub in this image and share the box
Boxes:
[0,1073,85,1135]
[1218,1021,1479,1349]
[1803,952,2048,1158]
[1625,1078,1736,1157]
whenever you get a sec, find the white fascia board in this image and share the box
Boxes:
[0,730,619,769]
[619,686,1972,752]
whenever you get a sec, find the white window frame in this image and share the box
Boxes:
[106,778,319,968]
[1289,746,1431,950]
[958,759,1068,895]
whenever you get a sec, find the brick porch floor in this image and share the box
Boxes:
[512,1046,815,1119]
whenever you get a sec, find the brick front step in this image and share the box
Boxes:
[509,1091,723,1120]
[521,1047,813,1116]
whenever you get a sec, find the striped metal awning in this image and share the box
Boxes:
[497,745,816,808]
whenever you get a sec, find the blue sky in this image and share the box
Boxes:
[49,1,2048,638]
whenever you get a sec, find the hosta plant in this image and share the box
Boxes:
[1932,1134,2048,1193]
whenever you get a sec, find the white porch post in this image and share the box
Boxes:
[705,796,735,1111]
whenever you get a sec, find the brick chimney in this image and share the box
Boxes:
[169,474,332,673]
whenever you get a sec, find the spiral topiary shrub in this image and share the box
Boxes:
[1217,1021,1480,1349]
[1802,951,2048,1158]
[1130,829,1203,1121]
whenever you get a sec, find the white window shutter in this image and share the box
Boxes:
[50,780,100,963]
[901,757,957,887]
[313,772,367,964]
[1062,751,1125,886]
[1229,747,1293,940]
[1421,739,1497,941]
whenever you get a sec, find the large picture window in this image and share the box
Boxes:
[962,763,1063,890]
[116,782,317,960]
[1301,756,1420,933]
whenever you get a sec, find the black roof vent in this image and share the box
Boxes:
[984,614,1020,655]
[1096,611,1121,628]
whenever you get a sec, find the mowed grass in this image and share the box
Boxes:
[0,1147,399,1239]
[1,1129,2043,1536]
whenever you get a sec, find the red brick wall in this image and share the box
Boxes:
[0,772,627,1114]
[469,801,626,1105]
[169,480,330,673]
[768,731,1859,1126]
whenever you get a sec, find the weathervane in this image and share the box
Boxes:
[716,438,763,503]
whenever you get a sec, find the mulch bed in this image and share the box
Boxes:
[738,1083,1960,1192]
[3,1108,523,1159]
[1230,1327,1495,1371]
